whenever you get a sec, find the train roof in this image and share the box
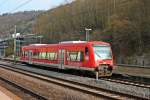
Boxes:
[60,41,86,44]
[29,44,47,46]
[59,41,109,45]
[22,41,110,49]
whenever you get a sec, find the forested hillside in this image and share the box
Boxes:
[0,11,42,37]
[34,0,150,65]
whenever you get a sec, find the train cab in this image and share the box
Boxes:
[92,43,113,76]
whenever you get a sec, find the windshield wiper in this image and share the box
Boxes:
[103,58,112,60]
[95,51,102,59]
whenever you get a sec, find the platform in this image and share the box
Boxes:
[0,85,21,100]
[0,91,12,100]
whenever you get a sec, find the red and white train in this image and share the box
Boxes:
[21,41,114,77]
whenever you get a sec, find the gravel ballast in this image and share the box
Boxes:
[0,61,149,99]
[0,67,102,100]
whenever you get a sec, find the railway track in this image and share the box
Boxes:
[0,63,149,99]
[101,77,150,89]
[1,59,150,89]
[0,77,47,100]
[117,64,150,69]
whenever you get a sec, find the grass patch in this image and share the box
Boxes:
[114,66,150,77]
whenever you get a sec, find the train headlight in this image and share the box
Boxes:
[103,62,106,64]
[85,56,89,61]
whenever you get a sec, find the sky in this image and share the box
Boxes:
[0,0,69,14]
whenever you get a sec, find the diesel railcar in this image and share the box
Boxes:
[21,41,114,77]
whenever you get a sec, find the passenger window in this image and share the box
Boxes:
[67,51,83,62]
[39,52,47,59]
[25,51,28,57]
[33,52,39,59]
[22,51,24,57]
[47,52,57,60]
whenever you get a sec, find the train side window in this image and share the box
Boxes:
[47,52,57,60]
[25,51,28,57]
[80,52,84,61]
[67,51,83,62]
[85,47,89,55]
[77,52,84,61]
[24,51,26,57]
[38,52,40,58]
[24,51,25,57]
[37,52,39,58]
[22,51,24,57]
[43,52,47,59]
[33,52,39,59]
[39,52,41,59]
[39,52,47,59]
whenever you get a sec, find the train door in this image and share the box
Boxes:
[59,49,65,69]
[28,50,33,64]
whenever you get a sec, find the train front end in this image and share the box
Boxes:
[93,43,114,77]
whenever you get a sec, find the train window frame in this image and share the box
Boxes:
[67,51,84,62]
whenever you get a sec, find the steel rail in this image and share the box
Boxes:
[0,64,149,100]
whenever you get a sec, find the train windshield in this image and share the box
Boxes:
[93,45,112,60]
